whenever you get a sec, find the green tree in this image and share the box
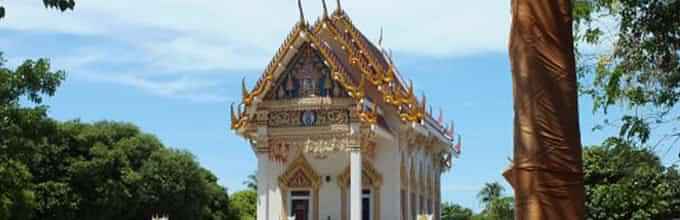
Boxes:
[574,0,680,150]
[0,160,36,220]
[474,182,514,220]
[476,182,503,209]
[0,52,64,220]
[21,120,234,220]
[0,51,233,219]
[584,139,680,219]
[243,172,257,191]
[138,148,230,220]
[441,202,473,220]
[0,0,75,19]
[485,197,514,220]
[230,190,257,220]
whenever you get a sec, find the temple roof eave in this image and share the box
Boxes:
[232,9,456,144]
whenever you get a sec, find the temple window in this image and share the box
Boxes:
[289,190,311,220]
[362,189,371,220]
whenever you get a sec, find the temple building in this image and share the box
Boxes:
[230,1,460,220]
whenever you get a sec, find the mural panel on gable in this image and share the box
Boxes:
[265,43,347,100]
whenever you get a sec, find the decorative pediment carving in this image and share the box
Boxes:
[279,154,321,189]
[288,170,312,188]
[265,43,348,101]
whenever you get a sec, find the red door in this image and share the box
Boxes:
[292,199,309,220]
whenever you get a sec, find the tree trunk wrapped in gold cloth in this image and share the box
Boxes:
[504,0,585,219]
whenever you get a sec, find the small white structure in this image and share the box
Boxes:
[230,2,459,220]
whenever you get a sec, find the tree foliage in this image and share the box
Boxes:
[574,0,680,150]
[484,197,514,220]
[441,202,473,220]
[471,182,515,220]
[476,182,503,209]
[584,140,680,219]
[0,0,75,19]
[243,173,257,191]
[0,52,232,220]
[229,190,257,220]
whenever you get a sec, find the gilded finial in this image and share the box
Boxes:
[421,93,427,111]
[448,121,455,137]
[321,0,329,18]
[237,103,242,117]
[378,27,384,46]
[230,102,237,123]
[241,77,249,98]
[298,0,305,24]
[336,0,342,12]
[407,80,414,96]
[437,108,444,124]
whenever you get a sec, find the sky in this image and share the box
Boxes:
[1,0,678,212]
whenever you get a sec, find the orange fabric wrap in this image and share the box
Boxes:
[505,0,585,219]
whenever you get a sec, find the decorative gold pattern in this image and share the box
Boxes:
[269,142,290,163]
[279,154,322,188]
[268,134,360,160]
[278,154,321,220]
[267,109,349,127]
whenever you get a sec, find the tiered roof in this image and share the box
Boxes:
[231,0,455,143]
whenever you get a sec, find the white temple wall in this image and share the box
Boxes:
[307,152,349,220]
[257,155,286,220]
[256,137,406,220]
[374,136,401,220]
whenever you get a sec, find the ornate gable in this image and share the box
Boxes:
[264,43,348,100]
[279,154,321,189]
[231,2,457,164]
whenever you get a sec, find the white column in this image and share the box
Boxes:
[350,147,362,220]
[256,154,267,220]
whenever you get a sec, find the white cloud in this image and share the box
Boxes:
[2,0,511,59]
[0,0,511,101]
[139,35,267,72]
[82,73,228,102]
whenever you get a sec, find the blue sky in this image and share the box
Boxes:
[2,0,678,212]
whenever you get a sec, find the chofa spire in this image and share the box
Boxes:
[378,27,384,46]
[335,0,342,13]
[322,0,329,18]
[297,0,305,24]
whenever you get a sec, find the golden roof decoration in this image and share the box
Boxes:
[233,1,454,140]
